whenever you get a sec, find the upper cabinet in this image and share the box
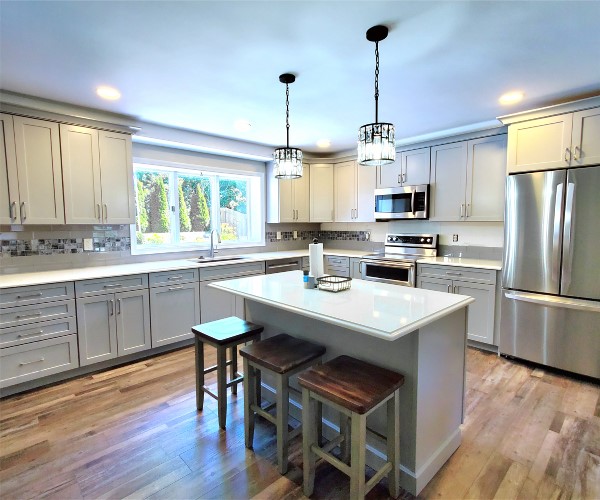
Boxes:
[309,163,334,222]
[431,134,506,222]
[377,147,430,188]
[2,115,65,225]
[506,106,600,173]
[61,125,134,224]
[266,163,310,223]
[334,160,376,222]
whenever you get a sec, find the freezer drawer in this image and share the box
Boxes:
[499,289,600,379]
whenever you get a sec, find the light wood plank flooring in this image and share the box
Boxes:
[0,345,598,499]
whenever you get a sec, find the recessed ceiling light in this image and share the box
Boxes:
[234,119,252,132]
[96,86,121,101]
[499,91,524,105]
[316,139,331,148]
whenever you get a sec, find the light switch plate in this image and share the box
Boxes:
[84,238,93,251]
[293,230,298,239]
[276,231,282,240]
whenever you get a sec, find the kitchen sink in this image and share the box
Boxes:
[191,256,248,264]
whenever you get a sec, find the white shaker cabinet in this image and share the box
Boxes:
[61,124,135,224]
[334,160,375,222]
[309,163,334,222]
[4,115,65,224]
[267,163,310,223]
[430,141,468,221]
[377,147,430,188]
[506,107,600,173]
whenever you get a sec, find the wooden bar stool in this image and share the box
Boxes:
[298,355,405,499]
[191,316,263,430]
[240,333,326,474]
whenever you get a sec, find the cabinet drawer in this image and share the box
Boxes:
[149,268,198,287]
[324,265,350,277]
[0,282,74,309]
[0,299,76,329]
[0,317,77,348]
[0,334,79,388]
[75,274,148,297]
[417,265,496,285]
[325,256,350,267]
[199,261,265,281]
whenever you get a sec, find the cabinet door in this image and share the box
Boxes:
[355,162,376,222]
[310,163,334,222]
[199,280,244,324]
[98,131,135,224]
[293,165,310,222]
[116,289,151,356]
[465,135,507,221]
[454,281,495,345]
[150,282,199,347]
[417,275,453,293]
[350,258,362,280]
[334,160,356,222]
[277,178,295,223]
[0,114,19,224]
[571,108,600,166]
[61,124,102,224]
[377,158,402,188]
[506,114,573,173]
[402,147,430,186]
[12,116,64,224]
[430,142,468,221]
[76,295,118,366]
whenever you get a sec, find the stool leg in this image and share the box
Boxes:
[275,373,290,474]
[230,345,238,396]
[350,412,367,500]
[340,414,351,464]
[387,390,400,498]
[243,357,255,449]
[302,388,317,497]
[217,346,227,430]
[195,337,204,411]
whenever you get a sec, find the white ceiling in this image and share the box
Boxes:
[1,1,599,154]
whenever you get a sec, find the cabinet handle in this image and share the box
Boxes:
[466,203,471,218]
[167,276,183,281]
[96,203,101,221]
[16,292,43,299]
[18,330,44,338]
[446,271,462,276]
[16,312,42,319]
[564,148,571,163]
[460,204,465,218]
[403,173,407,183]
[20,201,26,221]
[168,286,184,291]
[453,286,458,294]
[117,298,121,314]
[103,203,108,221]
[19,358,45,366]
[103,284,123,288]
[109,300,114,316]
[10,201,17,221]
[398,174,402,185]
[447,284,452,293]
[573,146,580,161]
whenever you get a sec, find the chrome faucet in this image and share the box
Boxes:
[209,229,221,258]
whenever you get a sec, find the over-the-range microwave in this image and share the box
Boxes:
[374,184,429,220]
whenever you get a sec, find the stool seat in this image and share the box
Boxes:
[192,316,264,345]
[240,333,326,374]
[298,355,404,414]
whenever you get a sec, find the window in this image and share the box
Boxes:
[131,163,264,254]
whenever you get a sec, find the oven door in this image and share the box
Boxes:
[374,185,429,221]
[359,259,415,287]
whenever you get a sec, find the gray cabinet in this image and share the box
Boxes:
[377,147,430,188]
[417,265,497,345]
[350,257,362,280]
[324,255,350,277]
[334,160,376,222]
[149,269,199,348]
[76,276,150,365]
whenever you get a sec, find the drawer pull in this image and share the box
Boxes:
[446,272,462,276]
[19,358,45,366]
[16,292,43,299]
[168,286,184,291]
[103,284,123,288]
[16,312,42,319]
[167,276,183,280]
[18,330,44,338]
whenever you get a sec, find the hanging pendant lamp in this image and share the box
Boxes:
[274,73,303,179]
[357,25,396,167]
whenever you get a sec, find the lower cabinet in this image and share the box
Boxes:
[350,257,362,279]
[76,289,151,365]
[199,280,245,323]
[149,281,199,347]
[324,255,350,277]
[417,265,497,345]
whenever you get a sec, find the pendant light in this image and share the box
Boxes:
[274,73,303,179]
[357,25,396,167]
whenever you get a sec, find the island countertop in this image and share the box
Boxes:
[210,270,473,341]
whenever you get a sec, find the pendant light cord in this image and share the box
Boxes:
[374,40,380,123]
[285,83,290,148]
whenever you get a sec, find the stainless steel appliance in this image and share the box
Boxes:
[360,233,438,287]
[500,165,600,379]
[374,185,429,221]
[265,257,302,274]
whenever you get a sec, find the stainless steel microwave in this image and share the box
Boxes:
[374,185,429,220]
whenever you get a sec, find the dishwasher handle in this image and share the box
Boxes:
[265,260,302,274]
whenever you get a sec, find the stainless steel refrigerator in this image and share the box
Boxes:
[500,165,600,379]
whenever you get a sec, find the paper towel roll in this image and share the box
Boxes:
[309,242,324,278]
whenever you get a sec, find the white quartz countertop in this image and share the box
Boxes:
[417,257,502,270]
[210,270,473,341]
[0,248,373,289]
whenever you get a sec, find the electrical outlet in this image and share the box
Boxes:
[293,230,298,240]
[365,231,370,241]
[83,238,93,251]
[452,234,459,242]
[276,231,282,240]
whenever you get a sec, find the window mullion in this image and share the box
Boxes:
[171,172,180,244]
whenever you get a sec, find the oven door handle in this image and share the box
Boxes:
[411,187,416,215]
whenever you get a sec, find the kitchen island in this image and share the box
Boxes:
[210,271,474,495]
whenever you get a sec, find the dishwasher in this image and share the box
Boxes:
[265,257,302,274]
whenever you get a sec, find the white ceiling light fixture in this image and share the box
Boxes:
[96,85,121,101]
[316,139,331,148]
[499,91,524,105]
[273,73,303,179]
[358,25,396,167]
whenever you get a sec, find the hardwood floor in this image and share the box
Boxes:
[0,345,598,499]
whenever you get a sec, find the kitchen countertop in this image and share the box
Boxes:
[210,270,474,341]
[417,256,502,270]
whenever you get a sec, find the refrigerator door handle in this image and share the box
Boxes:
[552,183,564,284]
[562,182,575,291]
[504,290,600,313]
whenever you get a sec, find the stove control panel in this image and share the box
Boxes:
[385,233,437,248]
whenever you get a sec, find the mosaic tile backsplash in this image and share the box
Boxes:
[266,230,371,243]
[1,237,131,257]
